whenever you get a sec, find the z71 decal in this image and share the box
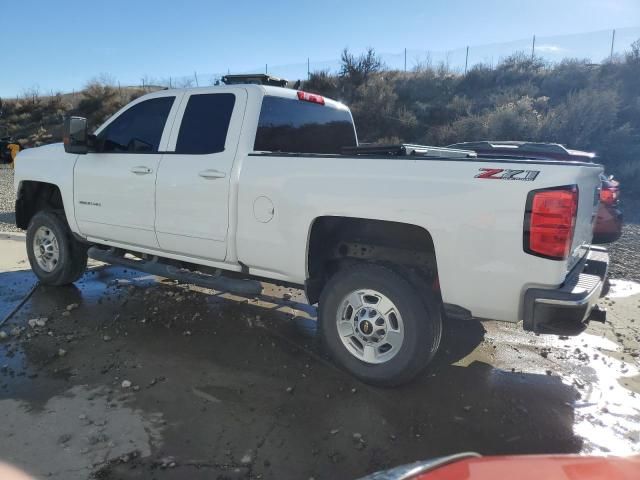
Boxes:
[475,168,540,181]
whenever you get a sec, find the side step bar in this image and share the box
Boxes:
[87,247,263,296]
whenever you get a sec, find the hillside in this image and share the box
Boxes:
[0,83,161,146]
[2,42,639,197]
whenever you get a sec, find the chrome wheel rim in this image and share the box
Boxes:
[33,226,60,273]
[336,289,404,364]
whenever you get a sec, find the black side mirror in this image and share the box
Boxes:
[63,116,89,154]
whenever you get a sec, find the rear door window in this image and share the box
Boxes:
[175,93,236,154]
[254,96,356,154]
[97,96,174,153]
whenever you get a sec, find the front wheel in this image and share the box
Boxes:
[26,210,88,286]
[318,263,441,386]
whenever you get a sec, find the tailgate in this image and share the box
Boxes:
[567,165,603,271]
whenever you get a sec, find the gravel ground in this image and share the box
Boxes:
[607,223,640,283]
[0,166,19,232]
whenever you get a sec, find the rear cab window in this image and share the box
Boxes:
[254,96,357,154]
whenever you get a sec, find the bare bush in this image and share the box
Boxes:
[340,47,384,88]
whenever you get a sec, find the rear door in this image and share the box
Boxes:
[155,89,247,261]
[74,93,179,249]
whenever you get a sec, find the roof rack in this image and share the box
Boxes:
[221,74,288,87]
[342,143,477,158]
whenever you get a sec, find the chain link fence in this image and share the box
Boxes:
[150,26,639,89]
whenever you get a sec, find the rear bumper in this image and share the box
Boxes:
[523,247,609,336]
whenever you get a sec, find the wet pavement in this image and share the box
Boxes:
[0,235,638,479]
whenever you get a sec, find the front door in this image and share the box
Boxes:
[74,94,179,249]
[155,89,247,261]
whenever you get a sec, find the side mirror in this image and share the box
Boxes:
[63,116,89,154]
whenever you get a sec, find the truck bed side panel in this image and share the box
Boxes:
[236,154,602,323]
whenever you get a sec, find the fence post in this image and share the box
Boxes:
[464,46,469,74]
[531,34,536,60]
[194,71,199,86]
[610,29,616,61]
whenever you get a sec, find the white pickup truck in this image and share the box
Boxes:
[14,83,609,385]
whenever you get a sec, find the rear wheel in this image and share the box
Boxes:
[26,210,88,286]
[318,263,441,386]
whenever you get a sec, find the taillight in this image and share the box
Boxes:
[600,186,619,205]
[524,186,579,260]
[297,90,325,105]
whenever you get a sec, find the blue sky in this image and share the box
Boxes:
[2,0,640,97]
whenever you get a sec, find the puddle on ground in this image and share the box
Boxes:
[482,324,640,455]
[606,279,640,298]
[0,345,28,392]
[566,334,640,454]
[0,269,38,319]
[0,385,164,480]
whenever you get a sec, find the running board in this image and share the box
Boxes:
[87,247,263,296]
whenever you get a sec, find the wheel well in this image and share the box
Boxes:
[15,181,64,229]
[306,216,439,304]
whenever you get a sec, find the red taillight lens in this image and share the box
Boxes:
[297,90,325,105]
[524,186,578,260]
[600,186,618,205]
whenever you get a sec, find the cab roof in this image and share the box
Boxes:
[142,84,349,111]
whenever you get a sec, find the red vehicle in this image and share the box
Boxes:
[594,175,622,243]
[447,142,623,244]
[359,453,640,480]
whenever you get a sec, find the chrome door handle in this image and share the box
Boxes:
[198,169,226,179]
[131,166,153,174]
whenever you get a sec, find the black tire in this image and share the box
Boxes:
[318,263,442,387]
[26,210,88,286]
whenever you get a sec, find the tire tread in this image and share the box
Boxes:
[318,262,442,386]
[26,210,88,286]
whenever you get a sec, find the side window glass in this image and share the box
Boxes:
[175,93,236,154]
[97,96,174,153]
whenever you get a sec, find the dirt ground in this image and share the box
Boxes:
[0,232,639,480]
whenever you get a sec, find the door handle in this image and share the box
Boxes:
[131,166,153,174]
[198,169,226,179]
